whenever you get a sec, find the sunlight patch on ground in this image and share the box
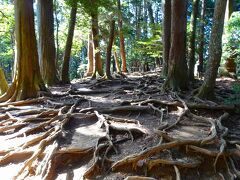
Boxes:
[76,123,106,137]
[0,133,43,150]
[172,129,197,139]
[0,163,24,179]
[56,173,67,180]
[87,95,121,104]
[169,106,184,116]
[73,166,88,180]
[56,166,88,180]
[216,77,236,82]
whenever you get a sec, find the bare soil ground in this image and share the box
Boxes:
[0,71,239,180]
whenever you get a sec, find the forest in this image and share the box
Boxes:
[0,0,240,179]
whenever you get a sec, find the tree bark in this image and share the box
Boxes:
[0,0,47,102]
[162,0,171,77]
[188,0,200,81]
[162,0,188,91]
[117,0,127,73]
[91,12,104,78]
[114,51,121,73]
[54,0,60,70]
[225,0,234,20]
[86,32,94,76]
[135,1,142,39]
[37,0,59,86]
[0,68,8,95]
[198,0,206,76]
[147,0,154,25]
[61,4,77,84]
[197,0,227,99]
[105,20,115,79]
[147,0,155,36]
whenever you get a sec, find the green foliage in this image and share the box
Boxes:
[224,82,240,107]
[136,35,162,58]
[0,4,14,80]
[126,24,162,67]
[222,12,240,76]
[78,0,113,15]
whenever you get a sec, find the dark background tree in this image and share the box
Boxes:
[188,0,200,81]
[197,0,227,99]
[162,0,188,91]
[61,1,77,84]
[37,0,59,86]
[162,0,171,77]
[105,19,115,79]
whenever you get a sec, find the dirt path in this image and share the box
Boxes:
[0,72,239,180]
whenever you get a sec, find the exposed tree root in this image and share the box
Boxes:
[111,94,239,179]
[83,111,148,179]
[0,78,239,180]
[0,97,46,107]
[124,176,157,180]
[136,99,236,112]
[80,105,153,114]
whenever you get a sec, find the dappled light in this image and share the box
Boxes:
[0,0,240,179]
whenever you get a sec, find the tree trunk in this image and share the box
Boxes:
[162,0,171,77]
[147,0,156,36]
[0,0,47,102]
[114,51,121,73]
[197,0,227,99]
[117,0,127,73]
[147,0,154,25]
[61,4,77,84]
[105,20,115,79]
[162,0,188,91]
[86,32,94,76]
[143,0,148,37]
[225,0,234,20]
[198,0,206,78]
[0,68,8,96]
[91,12,104,78]
[37,0,59,86]
[188,0,200,81]
[54,0,60,70]
[135,2,142,39]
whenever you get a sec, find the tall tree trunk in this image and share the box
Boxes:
[0,68,8,95]
[117,0,127,73]
[147,0,154,25]
[225,0,234,20]
[135,2,142,39]
[162,0,171,77]
[147,0,155,35]
[0,0,47,102]
[114,51,121,73]
[37,0,59,86]
[197,0,227,99]
[198,0,206,76]
[61,4,77,84]
[86,32,94,76]
[188,0,200,81]
[143,0,148,37]
[54,0,60,70]
[91,12,103,78]
[105,20,115,79]
[162,0,188,91]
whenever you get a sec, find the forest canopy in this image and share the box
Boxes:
[0,0,240,179]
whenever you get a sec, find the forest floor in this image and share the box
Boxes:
[0,71,239,180]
